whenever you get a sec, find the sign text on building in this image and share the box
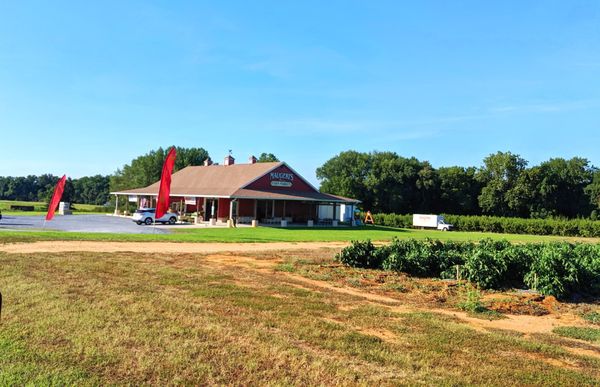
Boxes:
[270,172,294,187]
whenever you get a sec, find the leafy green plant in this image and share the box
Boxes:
[457,287,487,313]
[338,237,600,299]
[463,239,510,289]
[573,243,600,294]
[336,240,380,268]
[524,243,580,299]
[381,238,441,277]
[456,286,503,319]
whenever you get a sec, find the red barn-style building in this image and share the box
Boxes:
[111,155,360,226]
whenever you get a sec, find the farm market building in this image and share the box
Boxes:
[111,155,360,226]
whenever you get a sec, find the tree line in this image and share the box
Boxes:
[0,148,279,206]
[317,150,600,219]
[0,174,110,205]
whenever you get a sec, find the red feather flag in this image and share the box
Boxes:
[46,175,67,221]
[156,147,177,219]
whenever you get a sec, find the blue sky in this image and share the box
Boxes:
[1,1,599,185]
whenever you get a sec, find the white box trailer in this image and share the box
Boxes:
[412,214,453,231]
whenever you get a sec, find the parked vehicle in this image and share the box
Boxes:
[412,214,453,231]
[132,208,178,225]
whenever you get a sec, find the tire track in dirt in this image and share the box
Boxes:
[201,253,600,360]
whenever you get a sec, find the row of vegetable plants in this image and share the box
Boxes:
[336,238,600,299]
[370,213,600,238]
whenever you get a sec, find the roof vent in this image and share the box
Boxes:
[224,155,235,166]
[249,155,257,164]
[203,157,213,166]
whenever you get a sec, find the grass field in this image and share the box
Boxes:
[0,200,110,216]
[0,225,599,244]
[1,249,599,384]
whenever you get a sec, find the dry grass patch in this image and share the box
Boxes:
[1,250,599,385]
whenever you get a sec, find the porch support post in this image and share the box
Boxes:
[272,200,275,218]
[253,199,257,220]
[114,195,119,215]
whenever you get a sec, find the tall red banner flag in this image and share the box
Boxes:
[46,175,67,221]
[156,147,177,219]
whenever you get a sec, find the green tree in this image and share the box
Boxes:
[415,161,440,213]
[318,151,433,213]
[71,175,111,205]
[317,151,373,209]
[534,158,594,218]
[584,169,600,216]
[110,146,209,192]
[257,153,279,162]
[437,166,481,214]
[476,151,528,216]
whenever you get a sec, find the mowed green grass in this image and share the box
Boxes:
[1,251,599,385]
[0,200,110,216]
[0,225,598,244]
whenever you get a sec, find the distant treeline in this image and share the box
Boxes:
[0,148,279,205]
[317,151,600,219]
[0,175,110,205]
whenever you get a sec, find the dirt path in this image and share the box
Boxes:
[203,253,599,356]
[0,241,349,254]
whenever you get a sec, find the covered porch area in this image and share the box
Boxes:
[110,194,359,227]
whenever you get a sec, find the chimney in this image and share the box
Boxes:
[224,154,235,166]
[203,157,213,166]
[249,155,257,164]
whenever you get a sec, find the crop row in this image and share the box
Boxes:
[336,238,600,299]
[371,213,600,238]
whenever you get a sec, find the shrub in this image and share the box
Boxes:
[437,240,472,279]
[337,238,600,299]
[524,243,581,299]
[573,243,600,294]
[381,238,442,277]
[336,240,380,268]
[501,243,538,287]
[371,212,600,238]
[463,239,510,289]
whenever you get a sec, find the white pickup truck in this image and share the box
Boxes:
[412,214,453,231]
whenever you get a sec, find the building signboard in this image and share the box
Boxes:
[270,172,294,187]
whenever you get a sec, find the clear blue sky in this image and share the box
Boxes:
[1,1,599,185]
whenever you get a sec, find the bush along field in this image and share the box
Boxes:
[372,213,600,238]
[336,238,600,299]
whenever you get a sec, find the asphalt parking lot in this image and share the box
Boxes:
[0,215,171,234]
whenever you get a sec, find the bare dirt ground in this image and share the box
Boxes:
[0,240,349,254]
[213,252,600,361]
[201,254,596,342]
